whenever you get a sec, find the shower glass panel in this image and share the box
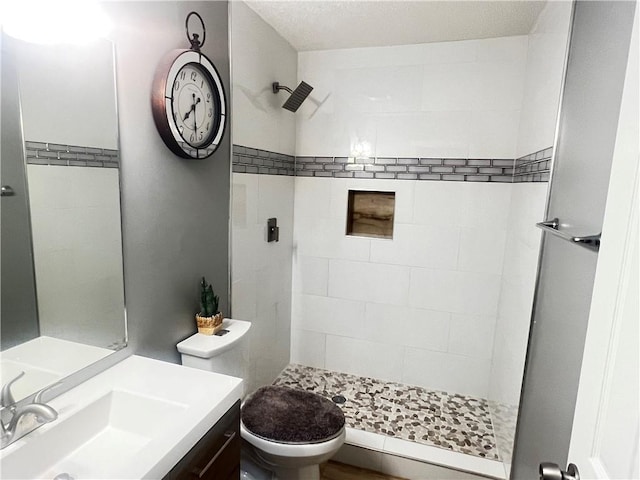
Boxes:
[512,2,637,478]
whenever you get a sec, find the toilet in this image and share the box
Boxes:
[177,319,345,480]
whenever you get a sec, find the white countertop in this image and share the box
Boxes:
[0,355,243,479]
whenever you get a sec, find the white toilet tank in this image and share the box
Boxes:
[177,319,251,390]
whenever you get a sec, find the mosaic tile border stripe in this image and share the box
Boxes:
[514,146,552,182]
[295,156,514,182]
[273,364,500,461]
[232,144,552,183]
[25,141,119,168]
[232,144,295,176]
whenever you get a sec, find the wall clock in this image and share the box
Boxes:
[151,12,226,159]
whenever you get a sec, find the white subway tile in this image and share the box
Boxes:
[516,25,569,156]
[325,335,404,382]
[256,264,291,314]
[258,174,295,229]
[459,182,512,230]
[336,64,424,114]
[495,277,535,333]
[448,313,497,360]
[294,177,333,220]
[421,62,477,112]
[402,348,491,397]
[290,329,326,368]
[249,305,278,358]
[296,294,365,337]
[488,331,527,406]
[231,2,297,155]
[297,109,374,157]
[472,61,525,112]
[232,173,259,228]
[364,303,450,352]
[409,268,501,316]
[374,111,472,159]
[232,223,269,279]
[458,226,507,274]
[370,223,460,270]
[328,259,410,306]
[295,217,371,261]
[412,182,467,227]
[231,277,257,321]
[294,256,329,295]
[468,109,520,159]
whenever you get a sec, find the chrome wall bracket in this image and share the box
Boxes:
[536,217,601,252]
[1,185,15,197]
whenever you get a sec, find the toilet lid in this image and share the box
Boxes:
[241,386,345,444]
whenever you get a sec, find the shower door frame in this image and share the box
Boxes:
[510,1,637,478]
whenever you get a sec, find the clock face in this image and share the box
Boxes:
[152,49,226,159]
[171,63,216,148]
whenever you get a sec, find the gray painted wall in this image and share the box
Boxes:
[1,36,40,350]
[105,1,231,363]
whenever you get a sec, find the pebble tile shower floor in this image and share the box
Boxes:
[274,364,501,461]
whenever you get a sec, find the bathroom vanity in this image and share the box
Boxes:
[0,356,243,479]
[164,400,241,480]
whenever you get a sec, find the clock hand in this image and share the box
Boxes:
[183,104,195,121]
[193,97,201,132]
[183,94,199,122]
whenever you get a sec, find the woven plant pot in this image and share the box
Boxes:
[196,312,223,335]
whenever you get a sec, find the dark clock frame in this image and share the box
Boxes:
[151,49,226,160]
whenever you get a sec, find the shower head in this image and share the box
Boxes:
[272,81,314,112]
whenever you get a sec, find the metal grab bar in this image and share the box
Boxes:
[536,218,601,252]
[1,186,15,197]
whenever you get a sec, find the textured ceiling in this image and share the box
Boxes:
[244,1,547,51]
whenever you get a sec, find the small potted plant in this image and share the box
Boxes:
[196,277,223,335]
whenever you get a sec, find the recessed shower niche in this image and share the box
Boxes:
[346,190,395,239]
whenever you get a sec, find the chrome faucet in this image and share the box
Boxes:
[1,372,59,449]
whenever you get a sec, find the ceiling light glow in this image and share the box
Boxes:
[1,0,111,45]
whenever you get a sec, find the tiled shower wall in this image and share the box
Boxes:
[230,1,297,394]
[291,34,532,400]
[292,177,510,398]
[295,36,528,159]
[232,172,294,393]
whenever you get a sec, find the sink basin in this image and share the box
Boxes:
[0,355,243,479]
[1,390,187,479]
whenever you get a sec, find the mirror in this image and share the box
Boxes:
[0,32,126,404]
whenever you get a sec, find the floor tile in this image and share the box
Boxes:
[273,364,501,461]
